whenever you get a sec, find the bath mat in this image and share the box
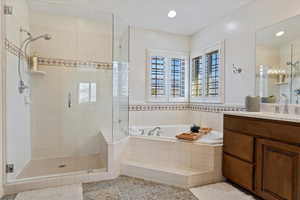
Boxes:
[15,184,83,200]
[190,182,256,200]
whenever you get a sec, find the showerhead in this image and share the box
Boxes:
[29,34,52,42]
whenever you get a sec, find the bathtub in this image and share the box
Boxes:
[122,125,224,188]
[129,124,223,145]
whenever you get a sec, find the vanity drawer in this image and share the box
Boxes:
[223,153,253,191]
[223,130,254,162]
[224,115,300,145]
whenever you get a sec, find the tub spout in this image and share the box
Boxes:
[148,127,161,136]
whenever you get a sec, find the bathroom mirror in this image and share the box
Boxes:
[256,14,300,104]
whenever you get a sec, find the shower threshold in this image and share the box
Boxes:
[17,153,105,179]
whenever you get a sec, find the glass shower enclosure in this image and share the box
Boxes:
[3,0,129,183]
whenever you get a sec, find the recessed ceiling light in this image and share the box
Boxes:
[276,31,285,37]
[168,10,176,18]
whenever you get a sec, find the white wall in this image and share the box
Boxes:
[5,0,32,181]
[129,27,191,126]
[129,27,190,104]
[191,0,300,105]
[189,0,300,129]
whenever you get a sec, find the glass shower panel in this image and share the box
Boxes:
[4,0,113,182]
[112,16,130,141]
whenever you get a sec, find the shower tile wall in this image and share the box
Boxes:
[28,12,113,160]
[30,68,112,160]
[5,0,32,181]
[29,12,112,63]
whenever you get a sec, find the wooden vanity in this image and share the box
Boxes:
[223,113,300,200]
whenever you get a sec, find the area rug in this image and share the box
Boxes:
[15,184,82,200]
[190,182,256,200]
[83,176,197,200]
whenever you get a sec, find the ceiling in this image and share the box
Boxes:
[28,0,254,35]
[257,14,300,48]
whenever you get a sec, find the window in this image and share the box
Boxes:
[206,51,219,96]
[170,58,186,98]
[191,56,203,97]
[151,56,166,97]
[79,82,96,103]
[190,41,224,103]
[147,49,188,102]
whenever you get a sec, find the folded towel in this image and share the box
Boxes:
[198,131,223,144]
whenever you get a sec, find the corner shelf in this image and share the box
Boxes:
[28,70,46,76]
[275,82,288,86]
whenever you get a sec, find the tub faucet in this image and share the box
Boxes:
[139,129,145,135]
[148,127,161,136]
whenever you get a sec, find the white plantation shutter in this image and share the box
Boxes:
[191,56,204,97]
[150,56,167,97]
[169,58,186,97]
[147,49,188,102]
[190,41,225,103]
[205,50,219,96]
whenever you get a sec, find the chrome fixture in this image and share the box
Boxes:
[138,129,145,135]
[18,28,52,94]
[287,61,300,67]
[4,5,13,15]
[232,64,242,74]
[68,92,72,108]
[148,127,161,136]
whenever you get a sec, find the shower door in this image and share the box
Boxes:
[4,0,114,182]
[112,16,130,141]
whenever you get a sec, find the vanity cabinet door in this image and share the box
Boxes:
[255,139,300,200]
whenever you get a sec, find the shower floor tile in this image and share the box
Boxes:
[17,154,105,179]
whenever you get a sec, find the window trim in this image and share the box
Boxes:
[146,49,189,103]
[190,41,225,104]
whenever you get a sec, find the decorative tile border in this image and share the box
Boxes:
[5,38,25,58]
[129,104,190,111]
[4,39,112,70]
[129,103,245,113]
[190,104,245,113]
[38,57,113,70]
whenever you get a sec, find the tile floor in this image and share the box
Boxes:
[1,176,257,200]
[17,154,105,179]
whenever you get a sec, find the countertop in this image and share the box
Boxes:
[223,111,300,123]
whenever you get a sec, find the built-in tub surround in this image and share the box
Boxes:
[121,137,223,188]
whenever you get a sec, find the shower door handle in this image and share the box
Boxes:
[68,92,72,108]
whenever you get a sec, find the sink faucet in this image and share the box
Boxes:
[280,94,289,114]
[148,127,161,136]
